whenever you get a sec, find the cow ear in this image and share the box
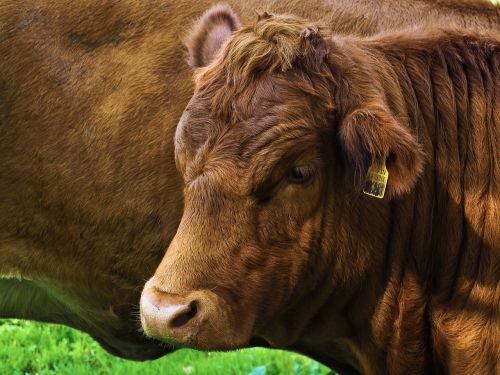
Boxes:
[339,105,425,198]
[186,4,241,68]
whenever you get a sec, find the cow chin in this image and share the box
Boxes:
[140,279,254,350]
[94,335,168,360]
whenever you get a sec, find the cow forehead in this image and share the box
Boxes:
[196,69,333,125]
[176,71,330,187]
[179,96,319,152]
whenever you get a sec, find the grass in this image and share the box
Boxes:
[0,319,334,375]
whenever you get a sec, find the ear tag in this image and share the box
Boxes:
[363,156,389,199]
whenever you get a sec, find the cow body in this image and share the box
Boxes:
[1,0,498,362]
[140,6,499,375]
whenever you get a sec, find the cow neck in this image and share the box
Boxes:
[326,32,499,373]
[367,31,498,305]
[370,33,500,373]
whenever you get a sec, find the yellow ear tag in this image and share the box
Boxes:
[363,156,389,199]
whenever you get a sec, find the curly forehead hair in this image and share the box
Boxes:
[194,12,336,122]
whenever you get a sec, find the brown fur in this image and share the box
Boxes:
[142,8,500,375]
[1,0,498,363]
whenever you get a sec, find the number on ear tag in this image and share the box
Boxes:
[363,156,389,199]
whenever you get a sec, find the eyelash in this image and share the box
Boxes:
[287,166,315,184]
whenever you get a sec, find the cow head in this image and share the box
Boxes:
[140,6,424,350]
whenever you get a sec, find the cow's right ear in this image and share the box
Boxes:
[338,104,425,198]
[186,4,241,68]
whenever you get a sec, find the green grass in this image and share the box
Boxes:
[0,320,334,375]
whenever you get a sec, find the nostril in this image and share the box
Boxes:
[170,300,198,329]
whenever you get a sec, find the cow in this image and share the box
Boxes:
[139,5,500,375]
[1,0,498,362]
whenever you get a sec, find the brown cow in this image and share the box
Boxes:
[1,0,498,362]
[140,6,500,375]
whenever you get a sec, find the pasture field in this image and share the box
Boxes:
[0,319,334,375]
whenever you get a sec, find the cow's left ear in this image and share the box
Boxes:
[186,4,241,68]
[339,105,425,198]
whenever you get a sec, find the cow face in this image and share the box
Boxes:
[140,6,424,350]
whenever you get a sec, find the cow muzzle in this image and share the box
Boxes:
[140,281,203,345]
[140,278,250,349]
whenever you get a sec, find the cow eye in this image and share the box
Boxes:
[287,166,314,184]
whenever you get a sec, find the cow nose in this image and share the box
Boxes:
[147,290,198,329]
[167,299,198,329]
[140,285,202,342]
